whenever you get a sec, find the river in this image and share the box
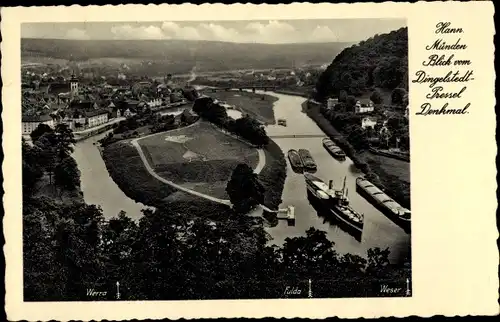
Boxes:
[72,131,152,222]
[255,91,410,264]
[73,90,410,263]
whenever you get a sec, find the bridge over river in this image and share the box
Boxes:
[268,134,326,139]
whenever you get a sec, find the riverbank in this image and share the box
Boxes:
[257,140,287,225]
[304,102,410,208]
[201,89,278,124]
[273,89,310,98]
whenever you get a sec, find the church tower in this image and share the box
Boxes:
[70,73,79,96]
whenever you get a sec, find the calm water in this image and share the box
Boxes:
[257,91,410,264]
[73,90,410,263]
[72,131,151,222]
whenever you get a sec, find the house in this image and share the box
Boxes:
[147,98,162,108]
[22,114,54,135]
[327,98,339,109]
[70,101,93,110]
[125,100,140,111]
[355,99,375,114]
[361,116,378,129]
[123,108,133,118]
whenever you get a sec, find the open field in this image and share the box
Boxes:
[138,121,259,199]
[203,90,278,124]
[361,152,410,184]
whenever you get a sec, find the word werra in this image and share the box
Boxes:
[284,286,302,296]
[380,285,402,294]
[412,70,473,88]
[416,102,470,116]
[425,38,467,51]
[435,22,463,34]
[426,86,467,100]
[87,289,107,297]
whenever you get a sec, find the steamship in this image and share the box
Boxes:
[304,173,364,233]
[356,176,411,232]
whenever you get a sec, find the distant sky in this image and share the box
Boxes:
[22,19,406,44]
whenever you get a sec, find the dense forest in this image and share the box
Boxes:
[315,27,408,100]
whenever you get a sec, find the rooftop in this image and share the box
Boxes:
[22,114,53,123]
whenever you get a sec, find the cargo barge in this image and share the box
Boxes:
[322,138,346,160]
[287,149,304,172]
[356,176,411,232]
[298,149,317,172]
[304,173,364,234]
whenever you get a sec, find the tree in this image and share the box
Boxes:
[226,163,265,214]
[347,124,368,150]
[22,140,43,196]
[366,247,391,277]
[339,90,348,102]
[193,96,214,115]
[391,88,407,105]
[373,56,403,89]
[54,156,81,192]
[34,133,57,185]
[370,89,383,104]
[30,123,53,142]
[234,116,269,147]
[346,95,357,111]
[54,123,76,161]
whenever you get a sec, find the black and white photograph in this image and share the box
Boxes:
[20,17,412,301]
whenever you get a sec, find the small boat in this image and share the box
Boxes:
[298,149,317,172]
[356,176,411,232]
[304,173,364,233]
[287,149,304,171]
[322,138,346,160]
[278,119,287,126]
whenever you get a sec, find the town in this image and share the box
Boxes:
[22,21,411,302]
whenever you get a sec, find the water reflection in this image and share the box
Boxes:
[306,193,362,242]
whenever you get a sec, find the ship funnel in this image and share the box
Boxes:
[328,180,333,189]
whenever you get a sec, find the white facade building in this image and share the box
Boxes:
[147,98,162,108]
[361,116,378,129]
[327,98,339,109]
[22,115,54,135]
[87,111,109,128]
[355,99,375,114]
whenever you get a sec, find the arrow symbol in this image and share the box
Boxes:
[116,281,120,300]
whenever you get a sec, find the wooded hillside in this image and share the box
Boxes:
[315,27,408,100]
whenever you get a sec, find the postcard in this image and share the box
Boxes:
[2,2,497,320]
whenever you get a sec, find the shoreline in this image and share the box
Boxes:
[303,101,410,209]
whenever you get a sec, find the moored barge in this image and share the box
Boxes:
[298,149,317,172]
[356,176,411,232]
[322,138,346,160]
[287,149,304,171]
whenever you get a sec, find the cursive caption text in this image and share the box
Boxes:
[413,22,473,116]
